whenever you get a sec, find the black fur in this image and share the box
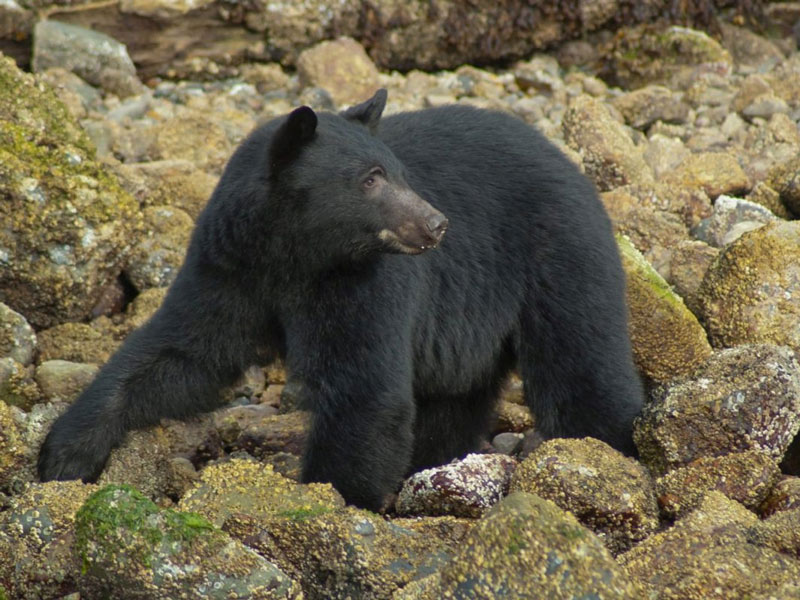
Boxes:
[38,91,644,511]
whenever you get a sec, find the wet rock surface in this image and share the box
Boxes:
[2,10,800,599]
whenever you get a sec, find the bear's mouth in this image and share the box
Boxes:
[378,227,447,254]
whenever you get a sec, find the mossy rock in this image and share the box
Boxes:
[0,54,142,329]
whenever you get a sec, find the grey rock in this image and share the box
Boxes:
[492,432,523,454]
[34,360,98,403]
[0,303,36,366]
[126,206,193,290]
[692,195,778,247]
[33,20,143,97]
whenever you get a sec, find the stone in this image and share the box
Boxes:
[0,303,36,366]
[395,453,517,518]
[126,206,193,290]
[0,55,141,329]
[760,476,800,517]
[563,95,654,191]
[661,152,751,200]
[612,85,690,129]
[32,20,143,98]
[620,492,800,600]
[643,134,691,179]
[692,194,778,248]
[665,240,719,315]
[698,221,800,353]
[395,492,641,599]
[634,344,800,475]
[618,235,712,383]
[510,438,658,554]
[296,37,381,107]
[656,450,781,518]
[75,484,300,599]
[34,360,98,404]
[37,322,119,365]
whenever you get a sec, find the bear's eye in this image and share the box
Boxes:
[363,167,385,189]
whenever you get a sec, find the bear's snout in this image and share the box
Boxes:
[426,213,449,242]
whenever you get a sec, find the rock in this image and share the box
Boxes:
[119,0,215,19]
[114,287,168,336]
[113,159,218,220]
[178,459,344,527]
[220,410,310,458]
[719,23,785,67]
[32,20,143,98]
[492,432,523,455]
[0,358,40,411]
[665,240,719,315]
[766,155,800,216]
[0,303,36,366]
[395,492,641,599]
[692,194,779,248]
[732,73,774,113]
[37,322,120,365]
[493,399,534,433]
[126,206,193,290]
[606,182,711,230]
[742,93,790,119]
[148,109,232,173]
[656,450,781,518]
[75,484,301,599]
[0,55,141,329]
[760,476,800,517]
[0,400,26,489]
[510,438,658,554]
[747,181,792,220]
[661,152,751,199]
[563,95,654,191]
[612,85,690,129]
[749,507,800,559]
[620,492,800,600]
[697,221,800,353]
[38,67,102,120]
[604,25,732,89]
[0,480,97,600]
[98,415,219,503]
[229,507,463,600]
[643,134,691,179]
[618,235,712,383]
[34,360,98,404]
[395,453,517,518]
[634,344,800,476]
[296,37,381,107]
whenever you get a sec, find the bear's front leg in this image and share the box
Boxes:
[285,308,416,511]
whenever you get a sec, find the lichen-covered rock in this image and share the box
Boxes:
[697,221,800,353]
[395,492,641,599]
[126,205,193,290]
[0,303,36,366]
[618,235,712,383]
[767,155,800,216]
[37,321,120,365]
[32,20,144,97]
[612,85,689,129]
[34,360,98,403]
[661,152,751,200]
[229,507,462,600]
[620,492,800,600]
[760,476,800,517]
[0,400,26,489]
[0,358,40,411]
[75,484,301,599]
[0,54,141,329]
[510,438,658,554]
[563,95,653,191]
[395,453,517,518]
[635,344,800,476]
[655,450,781,518]
[493,399,534,433]
[749,507,800,558]
[693,194,778,248]
[604,182,712,230]
[296,37,381,107]
[604,25,733,89]
[178,459,343,527]
[0,401,62,490]
[0,480,97,600]
[113,159,218,219]
[220,410,310,458]
[148,109,232,173]
[97,415,219,503]
[643,134,691,180]
[666,240,719,316]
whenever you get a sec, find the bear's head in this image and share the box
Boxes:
[265,89,448,263]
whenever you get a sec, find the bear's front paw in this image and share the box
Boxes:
[37,422,114,483]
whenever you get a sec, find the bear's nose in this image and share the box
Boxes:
[426,214,449,240]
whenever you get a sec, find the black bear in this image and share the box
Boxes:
[38,89,643,510]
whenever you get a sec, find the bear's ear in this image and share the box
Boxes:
[341,89,387,134]
[269,106,318,170]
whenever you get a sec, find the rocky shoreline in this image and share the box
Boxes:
[2,7,800,599]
